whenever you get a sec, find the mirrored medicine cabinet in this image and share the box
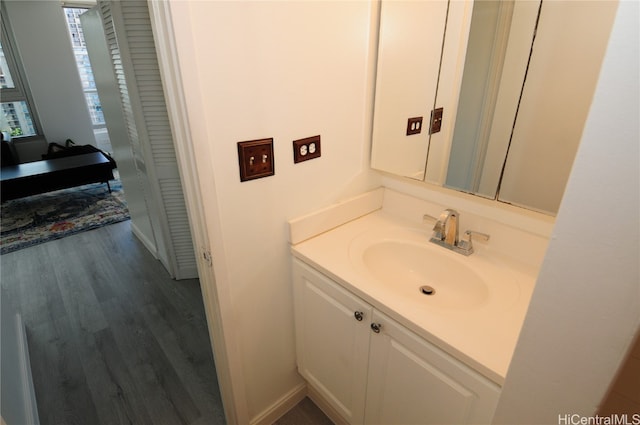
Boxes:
[370,0,618,215]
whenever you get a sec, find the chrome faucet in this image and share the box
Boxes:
[425,209,490,256]
[433,209,459,247]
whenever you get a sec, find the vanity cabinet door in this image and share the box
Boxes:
[292,260,372,424]
[364,310,501,425]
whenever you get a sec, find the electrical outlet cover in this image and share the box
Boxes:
[237,138,275,181]
[406,117,423,135]
[293,135,321,163]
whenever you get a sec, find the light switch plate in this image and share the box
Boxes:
[293,135,321,163]
[429,108,444,134]
[237,138,275,182]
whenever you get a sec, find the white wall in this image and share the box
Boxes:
[166,0,638,422]
[167,1,379,421]
[4,1,96,152]
[494,0,639,422]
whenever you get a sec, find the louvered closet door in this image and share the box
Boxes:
[82,6,159,258]
[97,0,197,279]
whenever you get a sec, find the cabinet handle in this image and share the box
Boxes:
[354,311,364,321]
[370,323,382,333]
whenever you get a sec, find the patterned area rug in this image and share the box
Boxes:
[1,179,130,254]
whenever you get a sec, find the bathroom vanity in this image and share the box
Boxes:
[289,188,550,424]
[286,0,610,420]
[292,259,500,424]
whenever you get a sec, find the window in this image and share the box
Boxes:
[63,7,105,127]
[0,13,39,138]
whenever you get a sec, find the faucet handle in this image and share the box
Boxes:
[423,213,444,239]
[422,213,438,224]
[464,230,490,243]
[424,213,444,239]
[454,230,489,255]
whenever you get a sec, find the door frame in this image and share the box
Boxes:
[146,2,249,424]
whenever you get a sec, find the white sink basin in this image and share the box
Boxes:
[349,226,520,311]
[362,240,489,309]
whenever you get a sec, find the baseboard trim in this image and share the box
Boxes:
[16,314,40,425]
[249,382,307,425]
[307,386,349,425]
[130,222,158,259]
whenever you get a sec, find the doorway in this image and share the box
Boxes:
[0,1,226,423]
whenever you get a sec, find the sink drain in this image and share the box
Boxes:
[419,285,436,296]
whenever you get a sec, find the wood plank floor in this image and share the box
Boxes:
[1,221,224,425]
[1,220,333,425]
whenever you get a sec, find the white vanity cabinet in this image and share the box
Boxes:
[293,259,373,424]
[292,259,501,425]
[364,308,501,424]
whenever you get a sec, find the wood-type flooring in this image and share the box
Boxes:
[1,220,224,424]
[1,220,332,425]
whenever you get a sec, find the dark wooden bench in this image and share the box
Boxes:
[0,152,115,201]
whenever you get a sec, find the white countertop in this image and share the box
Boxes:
[291,210,537,385]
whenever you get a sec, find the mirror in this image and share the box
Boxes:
[371,0,618,215]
